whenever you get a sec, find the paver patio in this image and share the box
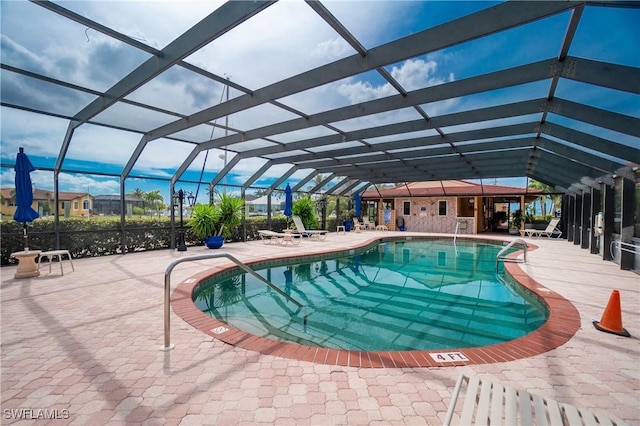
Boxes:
[1,231,638,425]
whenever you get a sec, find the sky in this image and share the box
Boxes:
[1,0,638,205]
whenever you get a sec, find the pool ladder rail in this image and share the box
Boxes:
[496,238,527,272]
[162,252,306,351]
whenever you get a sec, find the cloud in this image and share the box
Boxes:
[337,58,455,105]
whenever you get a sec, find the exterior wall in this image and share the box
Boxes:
[56,196,93,217]
[394,197,476,234]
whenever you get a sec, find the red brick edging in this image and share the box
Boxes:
[171,241,580,368]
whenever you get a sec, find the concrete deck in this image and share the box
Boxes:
[1,231,638,425]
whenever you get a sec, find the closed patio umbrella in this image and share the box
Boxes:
[284,183,293,216]
[284,183,293,229]
[354,192,361,218]
[13,147,39,250]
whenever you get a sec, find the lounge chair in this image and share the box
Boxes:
[291,216,328,240]
[361,217,376,230]
[257,230,301,245]
[445,374,628,426]
[352,218,364,232]
[522,217,562,238]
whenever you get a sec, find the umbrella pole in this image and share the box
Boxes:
[22,223,28,251]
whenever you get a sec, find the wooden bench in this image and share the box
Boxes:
[37,250,75,276]
[444,374,628,426]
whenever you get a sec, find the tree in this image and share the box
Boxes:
[528,179,560,219]
[307,174,326,192]
[143,190,164,216]
[251,188,270,198]
[129,188,145,199]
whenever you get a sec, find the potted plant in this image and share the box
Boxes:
[510,209,523,235]
[189,204,222,248]
[341,208,355,232]
[189,193,244,249]
[524,205,535,230]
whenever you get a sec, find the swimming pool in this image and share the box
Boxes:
[192,238,548,351]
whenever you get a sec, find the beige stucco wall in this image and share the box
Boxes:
[394,197,476,234]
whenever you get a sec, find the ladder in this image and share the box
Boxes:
[496,238,527,272]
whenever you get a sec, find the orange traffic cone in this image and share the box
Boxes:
[593,290,630,337]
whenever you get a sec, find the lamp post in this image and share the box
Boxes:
[316,197,327,231]
[173,189,195,251]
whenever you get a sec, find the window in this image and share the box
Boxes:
[403,201,410,215]
[438,200,447,216]
[83,200,90,210]
[74,201,78,210]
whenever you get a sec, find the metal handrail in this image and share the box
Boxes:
[162,252,305,351]
[496,238,527,272]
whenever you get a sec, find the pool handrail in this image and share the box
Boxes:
[162,252,304,351]
[496,238,527,272]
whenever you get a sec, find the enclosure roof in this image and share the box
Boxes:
[1,1,638,199]
[361,180,543,198]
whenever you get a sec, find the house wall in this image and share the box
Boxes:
[393,197,476,234]
[56,196,93,217]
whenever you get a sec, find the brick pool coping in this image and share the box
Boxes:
[171,238,581,368]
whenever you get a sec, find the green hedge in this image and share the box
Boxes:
[1,216,340,266]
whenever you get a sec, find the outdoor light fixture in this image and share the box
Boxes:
[173,189,195,252]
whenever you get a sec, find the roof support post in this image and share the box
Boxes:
[602,181,615,261]
[560,194,569,240]
[581,190,591,250]
[566,194,575,243]
[620,177,636,270]
[590,186,601,255]
[573,192,582,246]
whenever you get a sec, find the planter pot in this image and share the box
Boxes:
[343,220,353,232]
[205,235,224,249]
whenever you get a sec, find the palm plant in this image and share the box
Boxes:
[214,192,244,238]
[189,204,219,239]
[189,193,244,240]
[292,196,318,229]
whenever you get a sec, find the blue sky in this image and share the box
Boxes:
[1,1,638,205]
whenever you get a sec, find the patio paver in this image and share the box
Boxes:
[1,231,638,425]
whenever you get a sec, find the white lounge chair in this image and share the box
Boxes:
[445,374,628,426]
[257,230,301,245]
[522,217,562,238]
[352,218,364,232]
[291,216,328,240]
[361,217,376,230]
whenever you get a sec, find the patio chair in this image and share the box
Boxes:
[523,217,562,238]
[444,374,628,426]
[291,216,328,240]
[352,218,364,232]
[361,217,376,230]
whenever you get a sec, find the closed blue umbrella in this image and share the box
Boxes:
[13,147,39,250]
[354,192,361,218]
[284,183,293,217]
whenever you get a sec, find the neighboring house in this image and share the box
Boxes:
[93,195,145,216]
[361,180,542,234]
[1,188,93,218]
[245,195,284,216]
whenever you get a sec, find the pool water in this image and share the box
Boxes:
[193,239,548,351]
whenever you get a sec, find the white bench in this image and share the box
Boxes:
[37,250,74,276]
[444,374,628,426]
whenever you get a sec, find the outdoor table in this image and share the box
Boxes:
[10,250,42,279]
